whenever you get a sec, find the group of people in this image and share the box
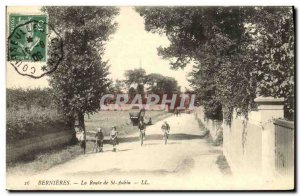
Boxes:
[78,120,171,153]
[78,126,118,153]
[93,126,119,152]
[138,118,171,146]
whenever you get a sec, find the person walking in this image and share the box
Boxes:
[78,127,86,153]
[95,128,104,152]
[161,121,170,144]
[138,118,146,146]
[110,126,118,152]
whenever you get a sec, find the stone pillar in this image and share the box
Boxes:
[254,97,284,179]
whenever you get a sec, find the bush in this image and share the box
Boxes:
[6,88,66,142]
[7,88,56,110]
[203,100,223,120]
[7,106,66,142]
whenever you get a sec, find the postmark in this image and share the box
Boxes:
[8,14,63,79]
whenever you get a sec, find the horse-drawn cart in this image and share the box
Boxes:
[129,108,145,126]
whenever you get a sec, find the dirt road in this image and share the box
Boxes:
[7,113,232,190]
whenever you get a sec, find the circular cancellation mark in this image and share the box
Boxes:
[8,16,63,79]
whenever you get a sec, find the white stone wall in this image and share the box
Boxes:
[223,97,285,182]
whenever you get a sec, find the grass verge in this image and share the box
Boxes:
[194,113,223,146]
[7,142,91,176]
[194,113,210,138]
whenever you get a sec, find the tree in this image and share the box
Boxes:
[188,65,223,120]
[43,7,119,149]
[146,73,179,94]
[124,68,147,87]
[108,79,126,94]
[136,7,294,122]
[146,73,162,90]
[136,83,145,96]
[128,87,137,100]
[123,70,180,95]
[245,7,295,120]
[124,68,147,99]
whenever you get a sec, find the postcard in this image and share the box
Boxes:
[6,6,295,191]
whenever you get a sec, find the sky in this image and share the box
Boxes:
[6,6,193,90]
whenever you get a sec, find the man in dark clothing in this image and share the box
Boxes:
[95,128,104,152]
[139,119,146,137]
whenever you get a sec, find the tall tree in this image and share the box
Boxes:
[245,7,295,120]
[43,7,119,148]
[136,7,294,122]
[124,68,147,87]
[146,73,179,95]
[128,87,137,100]
[136,83,145,96]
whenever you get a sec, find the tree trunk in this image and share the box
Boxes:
[67,115,77,144]
[78,112,86,154]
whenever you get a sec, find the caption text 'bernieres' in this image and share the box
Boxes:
[100,94,196,110]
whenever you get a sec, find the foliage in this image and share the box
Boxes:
[124,68,147,87]
[123,68,180,96]
[136,83,145,96]
[146,73,180,94]
[128,87,137,100]
[246,7,295,119]
[108,79,126,94]
[7,106,66,142]
[136,7,294,122]
[7,88,56,110]
[6,88,66,142]
[42,7,119,133]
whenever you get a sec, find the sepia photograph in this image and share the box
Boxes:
[5,5,295,191]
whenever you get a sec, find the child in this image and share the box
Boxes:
[110,126,118,152]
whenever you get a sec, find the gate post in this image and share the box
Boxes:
[254,97,284,180]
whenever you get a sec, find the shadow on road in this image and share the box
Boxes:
[88,148,133,154]
[89,133,207,145]
[86,133,207,151]
[118,149,132,152]
[116,133,206,144]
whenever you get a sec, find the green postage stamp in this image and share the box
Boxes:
[8,14,48,62]
[7,13,63,79]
